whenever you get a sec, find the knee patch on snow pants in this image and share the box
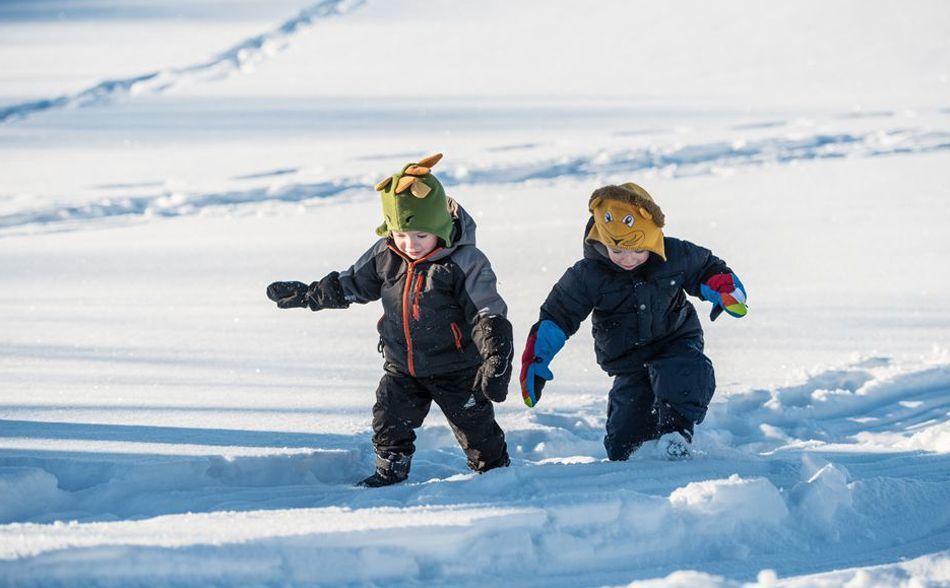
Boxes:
[646,341,715,424]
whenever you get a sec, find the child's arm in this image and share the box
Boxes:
[679,240,747,321]
[521,262,597,407]
[266,241,385,311]
[451,248,513,403]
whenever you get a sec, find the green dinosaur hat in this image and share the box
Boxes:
[374,153,455,246]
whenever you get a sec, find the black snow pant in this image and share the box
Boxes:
[603,335,715,461]
[372,367,509,472]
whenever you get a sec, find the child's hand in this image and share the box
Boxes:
[519,320,567,407]
[266,281,309,309]
[700,273,747,321]
[473,355,511,402]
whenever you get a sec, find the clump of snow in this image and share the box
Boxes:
[670,474,788,528]
[787,456,854,539]
[0,468,66,523]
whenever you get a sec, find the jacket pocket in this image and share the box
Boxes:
[450,322,464,351]
[377,315,386,355]
[591,316,630,363]
[649,271,686,339]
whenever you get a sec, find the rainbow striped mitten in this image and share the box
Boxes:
[700,273,748,321]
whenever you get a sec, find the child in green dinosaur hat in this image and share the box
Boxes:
[374,154,456,246]
[267,153,513,487]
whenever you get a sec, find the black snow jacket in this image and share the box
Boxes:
[540,219,730,375]
[309,201,512,379]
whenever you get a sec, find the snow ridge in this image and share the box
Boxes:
[2,126,947,235]
[0,0,365,124]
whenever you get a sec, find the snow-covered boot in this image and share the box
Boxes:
[468,451,511,474]
[655,402,694,460]
[356,453,411,488]
[657,430,692,460]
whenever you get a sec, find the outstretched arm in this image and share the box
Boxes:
[266,241,385,311]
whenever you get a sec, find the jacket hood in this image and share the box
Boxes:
[447,198,477,249]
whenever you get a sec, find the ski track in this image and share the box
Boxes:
[2,125,949,237]
[0,0,365,124]
[1,358,948,584]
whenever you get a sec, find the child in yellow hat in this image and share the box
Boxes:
[520,182,747,459]
[267,154,513,486]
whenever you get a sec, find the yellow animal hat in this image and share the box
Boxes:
[585,182,666,260]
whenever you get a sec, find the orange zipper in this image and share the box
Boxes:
[388,244,441,376]
[412,273,424,321]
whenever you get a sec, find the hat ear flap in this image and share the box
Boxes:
[638,207,653,221]
[375,177,393,192]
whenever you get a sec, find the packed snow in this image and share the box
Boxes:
[1,0,949,585]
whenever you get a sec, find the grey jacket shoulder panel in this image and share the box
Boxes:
[338,238,388,304]
[451,244,508,320]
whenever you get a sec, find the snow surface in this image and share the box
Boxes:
[1,0,949,586]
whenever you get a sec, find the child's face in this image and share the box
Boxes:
[391,230,439,260]
[607,248,650,271]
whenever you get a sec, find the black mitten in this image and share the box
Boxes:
[307,272,349,310]
[266,281,309,309]
[474,354,511,402]
[266,272,349,311]
[472,315,514,402]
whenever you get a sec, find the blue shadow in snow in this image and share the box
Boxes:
[0,419,356,450]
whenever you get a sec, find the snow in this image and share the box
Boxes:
[2,0,950,585]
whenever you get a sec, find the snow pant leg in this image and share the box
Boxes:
[428,369,509,472]
[372,371,433,458]
[646,335,715,425]
[603,369,659,461]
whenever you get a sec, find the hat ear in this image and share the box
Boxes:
[375,176,393,192]
[638,207,653,221]
[405,165,431,176]
[410,180,431,198]
[589,196,603,212]
[395,176,416,194]
[416,153,443,168]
